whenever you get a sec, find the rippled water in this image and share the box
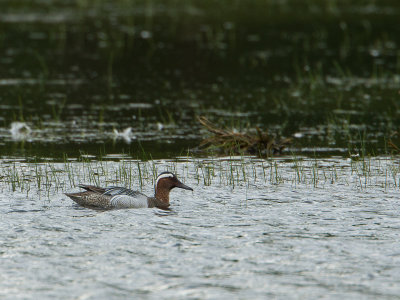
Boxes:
[1,157,400,299]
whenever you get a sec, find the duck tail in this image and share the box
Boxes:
[65,192,85,205]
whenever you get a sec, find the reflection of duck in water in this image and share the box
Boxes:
[10,122,32,140]
[65,172,193,210]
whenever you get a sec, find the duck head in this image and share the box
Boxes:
[154,172,193,204]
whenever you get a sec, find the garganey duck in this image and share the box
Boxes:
[65,172,193,209]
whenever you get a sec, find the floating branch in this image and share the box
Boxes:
[388,131,400,153]
[197,116,291,156]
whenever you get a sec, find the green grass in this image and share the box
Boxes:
[1,153,400,200]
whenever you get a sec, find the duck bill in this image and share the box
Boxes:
[176,181,193,191]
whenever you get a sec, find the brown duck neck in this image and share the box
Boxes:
[148,195,170,210]
[155,188,170,206]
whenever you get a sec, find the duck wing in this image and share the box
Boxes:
[103,186,147,197]
[78,184,106,194]
[66,185,149,209]
[104,186,150,208]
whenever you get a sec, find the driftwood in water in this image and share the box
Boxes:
[388,131,400,153]
[197,116,291,155]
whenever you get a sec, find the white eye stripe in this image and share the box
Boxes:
[155,173,174,188]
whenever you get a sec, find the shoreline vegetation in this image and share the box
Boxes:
[1,153,399,198]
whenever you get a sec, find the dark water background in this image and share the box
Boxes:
[0,0,399,159]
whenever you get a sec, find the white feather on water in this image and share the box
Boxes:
[113,127,135,143]
[10,122,32,140]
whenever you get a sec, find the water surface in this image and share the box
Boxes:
[1,157,399,299]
